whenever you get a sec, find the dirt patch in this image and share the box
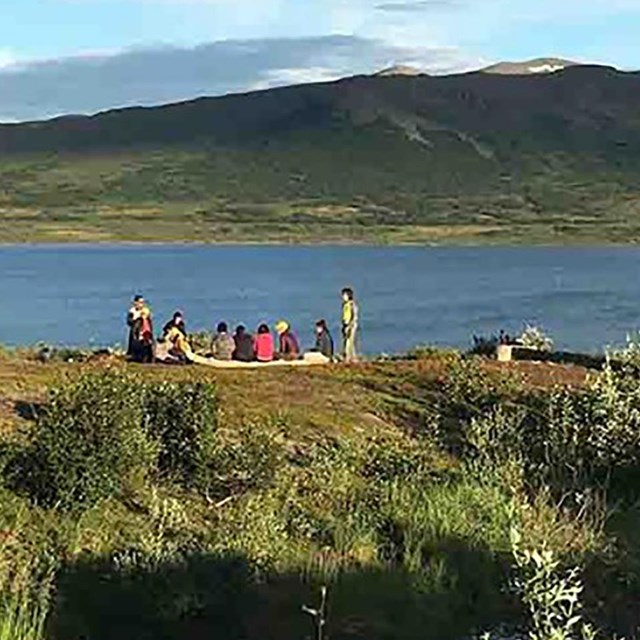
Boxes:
[485,359,590,389]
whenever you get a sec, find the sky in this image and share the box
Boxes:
[0,0,639,122]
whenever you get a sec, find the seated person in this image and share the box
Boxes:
[314,319,334,359]
[275,320,300,361]
[163,310,186,337]
[163,319,192,362]
[254,324,275,363]
[211,322,235,361]
[233,325,255,362]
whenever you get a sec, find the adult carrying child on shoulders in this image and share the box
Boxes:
[126,294,154,363]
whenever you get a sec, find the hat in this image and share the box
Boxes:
[275,320,289,334]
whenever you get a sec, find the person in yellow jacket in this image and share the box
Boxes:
[341,287,359,363]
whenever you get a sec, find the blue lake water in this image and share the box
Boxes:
[1,245,639,354]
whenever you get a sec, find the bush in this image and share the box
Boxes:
[143,381,218,487]
[2,369,288,511]
[463,362,640,500]
[201,421,285,500]
[519,325,554,352]
[12,371,157,510]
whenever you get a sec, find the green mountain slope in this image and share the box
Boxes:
[1,64,640,243]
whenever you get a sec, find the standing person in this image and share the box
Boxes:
[233,325,255,362]
[126,295,154,363]
[275,321,300,361]
[254,324,275,363]
[314,319,334,359]
[341,287,359,363]
[211,322,235,361]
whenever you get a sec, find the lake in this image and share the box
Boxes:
[1,245,639,354]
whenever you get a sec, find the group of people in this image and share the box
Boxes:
[126,288,359,365]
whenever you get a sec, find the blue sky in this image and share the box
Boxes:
[1,0,639,121]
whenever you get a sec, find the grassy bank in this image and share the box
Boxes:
[0,349,639,638]
[2,151,640,245]
[4,201,640,246]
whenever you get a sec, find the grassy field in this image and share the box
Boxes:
[2,144,640,246]
[1,347,640,639]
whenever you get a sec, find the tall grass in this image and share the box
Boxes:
[0,590,48,640]
[0,552,53,640]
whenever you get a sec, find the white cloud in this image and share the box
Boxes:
[0,50,18,69]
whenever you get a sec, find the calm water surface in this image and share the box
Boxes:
[1,245,639,354]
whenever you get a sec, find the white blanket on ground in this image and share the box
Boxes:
[186,351,330,369]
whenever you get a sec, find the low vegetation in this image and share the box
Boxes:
[0,349,638,638]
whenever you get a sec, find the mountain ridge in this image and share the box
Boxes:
[0,63,639,244]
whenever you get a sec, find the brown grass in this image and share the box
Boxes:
[0,353,590,438]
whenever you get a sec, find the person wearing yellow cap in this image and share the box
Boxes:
[275,320,300,361]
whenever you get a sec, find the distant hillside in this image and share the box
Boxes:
[1,63,640,244]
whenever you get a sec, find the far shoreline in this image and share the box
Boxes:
[2,240,640,249]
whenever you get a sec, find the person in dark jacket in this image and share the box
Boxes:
[233,325,255,362]
[126,295,154,363]
[314,319,334,359]
[275,320,300,361]
[163,311,186,337]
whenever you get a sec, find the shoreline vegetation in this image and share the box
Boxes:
[1,342,640,638]
[4,205,640,246]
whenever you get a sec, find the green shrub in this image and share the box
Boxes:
[201,422,285,500]
[11,370,157,510]
[143,381,218,487]
[464,363,640,499]
[2,369,292,514]
[356,435,435,483]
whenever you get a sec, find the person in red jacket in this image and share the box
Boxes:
[254,324,275,362]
